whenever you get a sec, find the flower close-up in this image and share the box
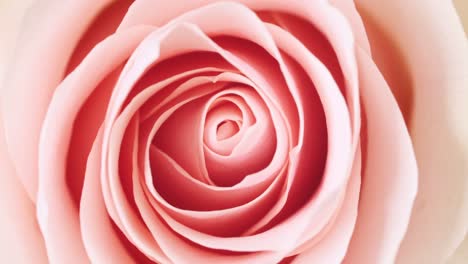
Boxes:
[0,0,467,263]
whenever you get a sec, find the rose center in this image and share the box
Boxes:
[203,96,249,156]
[216,120,241,140]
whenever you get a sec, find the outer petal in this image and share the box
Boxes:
[1,0,114,201]
[355,0,468,262]
[0,0,33,88]
[0,1,48,262]
[328,0,370,53]
[0,115,48,263]
[343,47,418,263]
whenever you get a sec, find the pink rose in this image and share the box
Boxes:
[1,1,467,263]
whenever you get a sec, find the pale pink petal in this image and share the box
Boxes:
[126,24,298,243]
[141,72,287,192]
[292,147,361,263]
[36,26,153,262]
[134,163,285,264]
[328,0,371,53]
[264,23,353,249]
[65,0,134,74]
[154,86,276,187]
[0,1,46,262]
[0,114,48,263]
[128,118,286,264]
[1,0,114,200]
[101,3,300,223]
[98,2,354,260]
[146,104,282,239]
[110,70,277,212]
[114,21,348,254]
[203,95,254,155]
[266,11,360,151]
[107,111,285,263]
[66,66,122,203]
[79,129,135,263]
[120,0,360,148]
[137,79,288,237]
[109,73,270,238]
[105,71,250,262]
[109,68,277,212]
[133,52,237,116]
[343,47,418,263]
[147,145,285,237]
[106,3,299,142]
[65,0,136,203]
[110,71,287,236]
[103,118,170,263]
[355,0,468,262]
[0,0,34,86]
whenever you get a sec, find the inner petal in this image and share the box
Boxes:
[122,70,283,214]
[109,71,273,216]
[204,95,254,156]
[202,87,277,187]
[216,120,239,140]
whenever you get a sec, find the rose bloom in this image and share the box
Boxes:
[0,0,467,263]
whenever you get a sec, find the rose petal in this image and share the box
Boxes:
[65,0,136,203]
[261,23,352,247]
[291,147,361,263]
[123,117,285,264]
[130,73,287,233]
[109,72,279,235]
[264,11,360,152]
[105,118,170,263]
[134,164,285,264]
[116,20,347,253]
[139,75,285,236]
[204,90,273,177]
[203,95,254,155]
[119,0,360,149]
[65,0,134,74]
[1,0,114,200]
[36,25,154,262]
[355,0,468,262]
[66,66,122,203]
[111,115,171,261]
[101,1,350,259]
[147,145,285,236]
[0,113,48,263]
[102,1,299,215]
[329,0,371,53]
[79,128,141,264]
[343,47,418,263]
[110,70,277,212]
[134,52,237,117]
